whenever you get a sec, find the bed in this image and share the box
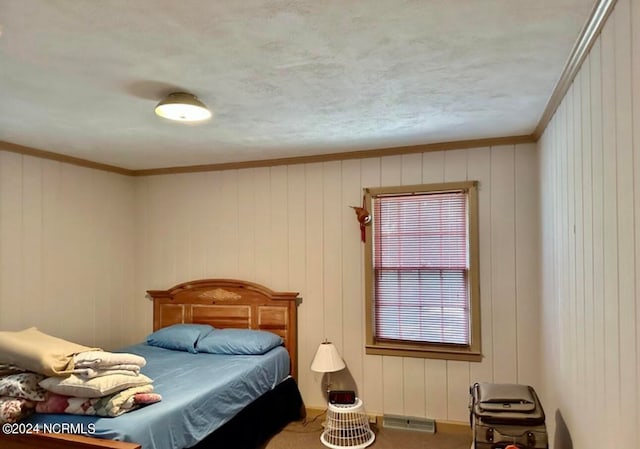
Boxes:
[0,278,304,449]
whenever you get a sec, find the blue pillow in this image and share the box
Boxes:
[146,324,214,354]
[195,329,283,355]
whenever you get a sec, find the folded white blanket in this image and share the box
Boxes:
[73,351,146,369]
[39,373,153,398]
[72,366,141,379]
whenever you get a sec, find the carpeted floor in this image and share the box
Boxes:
[261,417,472,449]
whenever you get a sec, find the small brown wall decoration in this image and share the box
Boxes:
[350,196,371,242]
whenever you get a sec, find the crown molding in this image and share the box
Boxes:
[132,135,536,176]
[1,135,535,177]
[534,0,617,139]
[0,140,134,176]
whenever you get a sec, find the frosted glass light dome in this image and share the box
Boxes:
[154,92,212,122]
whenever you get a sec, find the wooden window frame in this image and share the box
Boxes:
[364,181,482,362]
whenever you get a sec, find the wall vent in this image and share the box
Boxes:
[382,414,436,433]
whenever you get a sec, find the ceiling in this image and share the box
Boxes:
[0,0,595,171]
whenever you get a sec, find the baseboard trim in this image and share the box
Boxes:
[435,420,472,436]
[304,407,470,436]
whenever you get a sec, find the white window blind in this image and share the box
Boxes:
[372,190,470,346]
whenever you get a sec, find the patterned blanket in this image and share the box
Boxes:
[36,384,162,417]
[0,396,35,424]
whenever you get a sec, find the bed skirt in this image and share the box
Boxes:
[192,376,304,449]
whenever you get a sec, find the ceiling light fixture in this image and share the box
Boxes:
[154,92,212,122]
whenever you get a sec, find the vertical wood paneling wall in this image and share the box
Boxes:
[136,142,540,420]
[538,0,639,447]
[0,150,136,349]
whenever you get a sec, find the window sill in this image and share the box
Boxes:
[366,343,482,362]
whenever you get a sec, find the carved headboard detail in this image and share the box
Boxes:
[197,288,242,300]
[147,279,301,379]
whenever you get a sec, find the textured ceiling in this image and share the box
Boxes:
[0,0,595,170]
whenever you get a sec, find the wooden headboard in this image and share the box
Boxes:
[147,279,301,379]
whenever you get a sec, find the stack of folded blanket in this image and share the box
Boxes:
[0,328,162,423]
[36,350,161,417]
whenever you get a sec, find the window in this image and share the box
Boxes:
[364,181,481,361]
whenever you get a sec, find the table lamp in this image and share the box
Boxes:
[311,340,345,397]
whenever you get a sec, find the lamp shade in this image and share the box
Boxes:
[154,92,212,122]
[311,341,346,373]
